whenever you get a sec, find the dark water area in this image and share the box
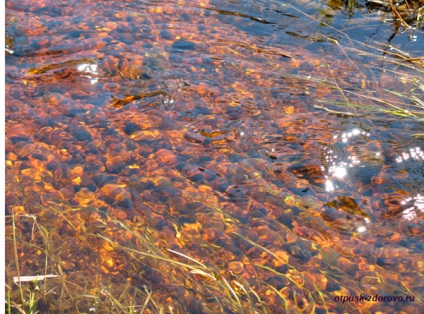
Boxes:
[5,0,424,312]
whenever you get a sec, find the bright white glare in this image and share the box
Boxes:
[333,166,347,178]
[322,128,371,192]
[325,179,335,192]
[400,194,424,220]
[163,97,174,105]
[77,63,99,85]
[357,225,366,233]
[396,147,424,163]
[415,194,424,209]
[402,207,416,220]
[352,128,361,136]
[78,63,98,73]
[409,34,417,42]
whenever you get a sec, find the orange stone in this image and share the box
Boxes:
[228,261,244,274]
[101,184,130,201]
[156,149,177,164]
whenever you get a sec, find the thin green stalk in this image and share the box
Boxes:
[28,288,37,314]
[12,208,24,304]
[7,290,11,314]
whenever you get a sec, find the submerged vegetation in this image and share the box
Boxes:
[285,0,424,120]
[5,0,424,313]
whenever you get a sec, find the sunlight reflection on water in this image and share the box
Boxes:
[322,127,375,192]
[401,194,424,220]
[77,62,99,84]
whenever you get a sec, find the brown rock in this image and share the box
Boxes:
[156,148,177,165]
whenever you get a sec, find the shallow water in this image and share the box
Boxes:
[5,0,424,312]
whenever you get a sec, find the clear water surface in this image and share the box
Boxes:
[5,0,424,312]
